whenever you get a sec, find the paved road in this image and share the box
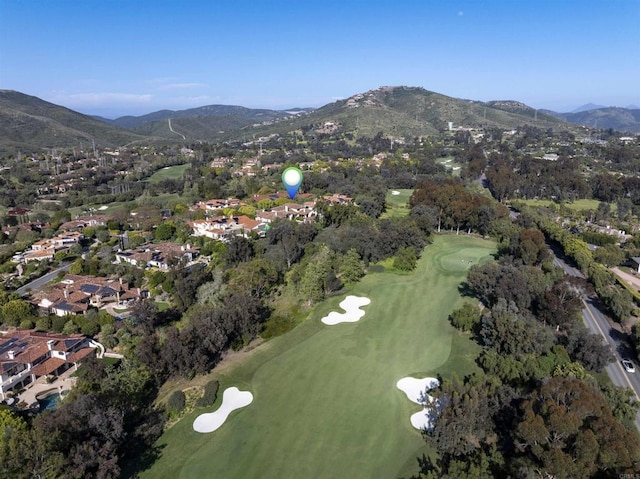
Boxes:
[552,252,640,430]
[16,263,71,296]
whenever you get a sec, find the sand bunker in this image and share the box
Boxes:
[409,408,438,430]
[391,190,400,195]
[321,296,371,325]
[193,387,253,433]
[396,376,440,431]
[396,377,439,404]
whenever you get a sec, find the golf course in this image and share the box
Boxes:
[140,234,495,479]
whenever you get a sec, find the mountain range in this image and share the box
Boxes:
[1,86,638,155]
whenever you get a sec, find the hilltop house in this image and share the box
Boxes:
[0,330,95,401]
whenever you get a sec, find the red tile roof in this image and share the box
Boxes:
[31,357,66,376]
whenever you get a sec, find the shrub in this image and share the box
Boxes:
[449,302,482,332]
[20,319,35,329]
[167,390,186,413]
[196,380,220,407]
[394,246,417,272]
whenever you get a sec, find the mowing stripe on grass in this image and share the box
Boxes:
[141,235,495,479]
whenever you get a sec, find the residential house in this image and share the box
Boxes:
[193,198,242,213]
[59,214,110,232]
[38,274,145,316]
[23,231,84,263]
[115,242,199,270]
[0,330,95,401]
[190,215,266,241]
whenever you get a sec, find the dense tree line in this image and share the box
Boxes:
[413,218,640,478]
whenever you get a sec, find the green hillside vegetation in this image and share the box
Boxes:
[130,115,255,141]
[237,86,571,142]
[0,86,581,154]
[111,104,296,129]
[557,107,640,134]
[0,90,151,154]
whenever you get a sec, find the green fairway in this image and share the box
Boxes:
[514,198,615,212]
[141,235,495,479]
[148,164,190,183]
[382,188,413,218]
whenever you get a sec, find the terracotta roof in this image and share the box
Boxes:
[16,342,50,364]
[31,357,66,376]
[67,347,95,363]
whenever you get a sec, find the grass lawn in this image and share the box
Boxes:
[382,189,413,218]
[68,201,132,217]
[147,164,190,183]
[140,235,495,479]
[514,198,615,212]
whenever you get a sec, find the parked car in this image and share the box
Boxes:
[622,359,636,373]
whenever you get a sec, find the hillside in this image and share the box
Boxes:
[243,86,568,139]
[109,104,306,129]
[0,90,152,155]
[554,107,640,134]
[0,86,581,153]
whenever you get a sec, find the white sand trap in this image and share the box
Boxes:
[391,190,400,195]
[321,295,371,325]
[396,377,439,404]
[193,387,253,433]
[410,407,438,430]
[98,205,108,210]
[397,376,440,431]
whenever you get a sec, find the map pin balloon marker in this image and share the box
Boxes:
[282,167,303,199]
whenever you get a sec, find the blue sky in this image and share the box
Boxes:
[1,0,638,118]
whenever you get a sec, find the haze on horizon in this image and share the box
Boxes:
[1,0,638,119]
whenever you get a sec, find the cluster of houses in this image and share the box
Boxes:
[188,192,351,241]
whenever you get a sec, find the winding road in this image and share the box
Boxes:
[168,118,186,140]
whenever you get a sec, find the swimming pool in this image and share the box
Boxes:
[38,392,61,411]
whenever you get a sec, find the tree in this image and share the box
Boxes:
[300,246,334,305]
[480,299,555,358]
[339,248,364,284]
[513,377,640,477]
[563,324,615,371]
[449,302,482,332]
[167,390,186,413]
[510,228,549,266]
[394,246,417,271]
[1,298,34,326]
[196,380,220,407]
[427,377,495,458]
[154,221,176,241]
[593,243,625,267]
[534,277,584,329]
[223,236,254,267]
[228,258,279,299]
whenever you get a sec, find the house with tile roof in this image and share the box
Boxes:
[23,231,84,263]
[114,242,199,270]
[0,330,95,400]
[37,274,146,316]
[190,215,266,241]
